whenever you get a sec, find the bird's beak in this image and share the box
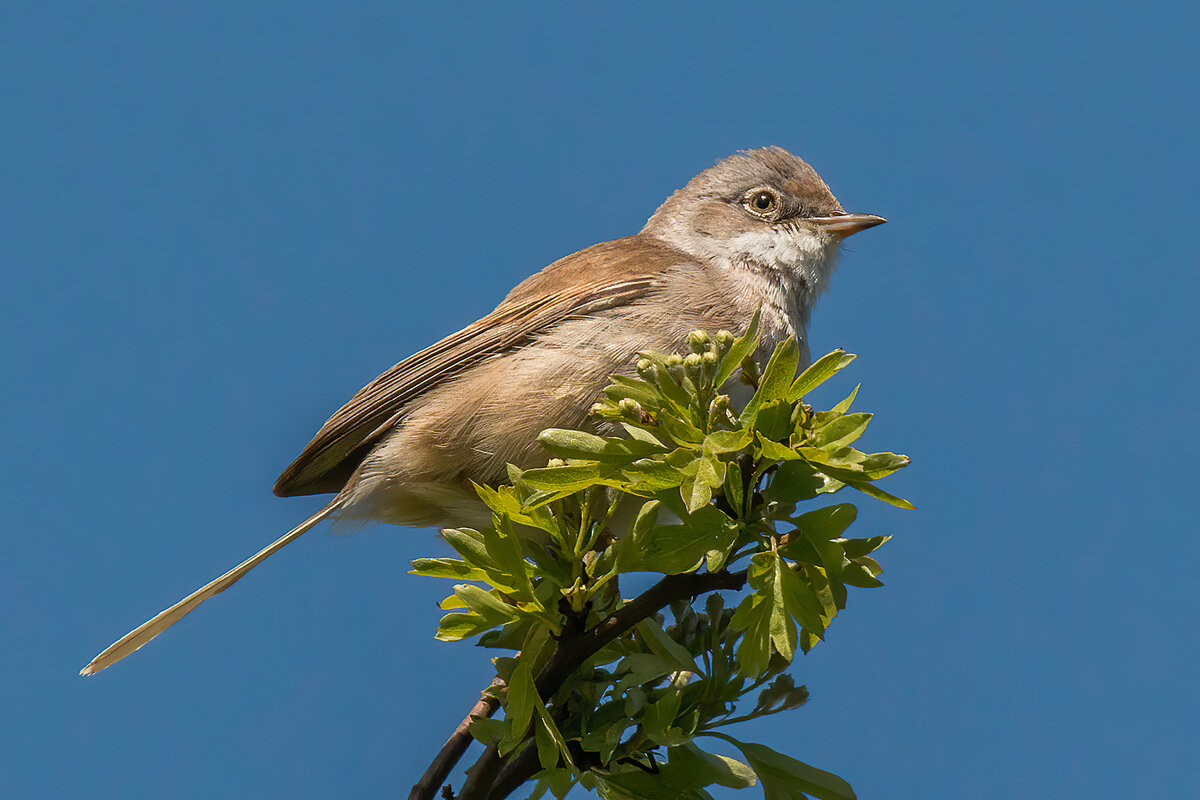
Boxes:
[810,213,887,238]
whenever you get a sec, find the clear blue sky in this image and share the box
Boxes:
[3,3,1197,798]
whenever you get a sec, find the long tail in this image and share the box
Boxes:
[80,501,339,676]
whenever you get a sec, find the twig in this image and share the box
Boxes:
[409,678,505,800]
[457,568,747,800]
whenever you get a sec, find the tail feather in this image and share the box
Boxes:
[80,501,338,676]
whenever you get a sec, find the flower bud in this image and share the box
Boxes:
[617,398,642,417]
[686,329,711,353]
[636,358,656,381]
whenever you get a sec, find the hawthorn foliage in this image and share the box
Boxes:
[411,312,912,800]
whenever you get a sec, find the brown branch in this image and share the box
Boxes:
[409,678,505,800]
[457,568,747,800]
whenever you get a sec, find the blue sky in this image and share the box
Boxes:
[3,2,1198,798]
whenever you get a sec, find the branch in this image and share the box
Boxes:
[459,568,747,800]
[409,679,504,800]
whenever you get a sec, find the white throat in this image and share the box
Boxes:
[710,226,840,363]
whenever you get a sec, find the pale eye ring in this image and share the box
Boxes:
[746,189,779,215]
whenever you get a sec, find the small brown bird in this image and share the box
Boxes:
[81,147,884,675]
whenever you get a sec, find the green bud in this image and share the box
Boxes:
[590,402,607,416]
[636,358,656,381]
[547,458,567,468]
[617,397,643,417]
[701,350,719,367]
[715,330,734,346]
[665,353,684,367]
[686,329,711,352]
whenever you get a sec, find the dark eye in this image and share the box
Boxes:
[747,190,778,215]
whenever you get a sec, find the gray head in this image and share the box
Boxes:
[641,147,884,294]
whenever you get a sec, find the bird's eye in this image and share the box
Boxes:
[747,189,779,216]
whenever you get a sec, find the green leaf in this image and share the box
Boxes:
[701,734,858,800]
[500,659,536,755]
[680,455,725,513]
[637,618,702,674]
[435,611,495,641]
[841,534,890,558]
[830,383,860,415]
[714,307,762,389]
[538,428,668,462]
[769,460,824,503]
[788,349,856,401]
[613,652,676,694]
[740,339,800,426]
[621,458,687,492]
[756,434,803,462]
[533,697,574,771]
[858,451,910,480]
[408,557,488,582]
[604,374,663,408]
[454,584,518,626]
[729,593,772,676]
[842,478,916,510]
[658,411,705,446]
[642,687,684,745]
[704,428,754,454]
[812,412,872,449]
[754,399,794,441]
[520,462,615,494]
[723,456,745,517]
[641,505,738,574]
[668,742,757,789]
[792,503,858,541]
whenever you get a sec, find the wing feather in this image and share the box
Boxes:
[273,236,685,496]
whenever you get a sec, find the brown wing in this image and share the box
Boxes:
[272,235,687,496]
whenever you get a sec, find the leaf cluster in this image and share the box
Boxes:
[410,313,912,800]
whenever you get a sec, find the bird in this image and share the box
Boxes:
[80,146,885,676]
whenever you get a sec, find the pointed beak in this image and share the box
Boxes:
[809,213,887,238]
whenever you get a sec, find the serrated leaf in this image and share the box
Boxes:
[788,349,857,401]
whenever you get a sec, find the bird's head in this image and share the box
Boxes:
[642,147,885,297]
